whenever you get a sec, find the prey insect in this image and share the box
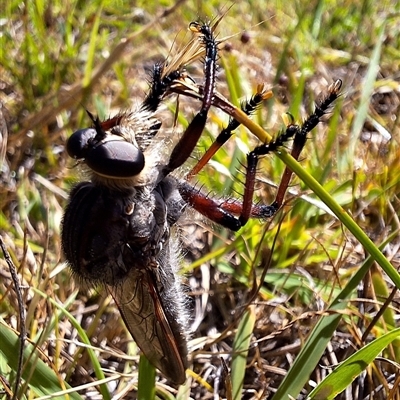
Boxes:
[61,20,342,385]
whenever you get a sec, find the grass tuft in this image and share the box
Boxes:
[1,0,399,399]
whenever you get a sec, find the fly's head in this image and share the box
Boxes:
[66,110,162,189]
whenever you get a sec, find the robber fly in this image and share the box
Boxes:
[61,20,342,385]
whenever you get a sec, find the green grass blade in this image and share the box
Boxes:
[0,318,83,400]
[271,230,398,400]
[308,327,400,400]
[231,305,256,400]
[137,355,156,400]
[346,22,386,168]
[82,1,104,88]
[277,150,400,289]
[371,266,399,356]
[33,288,111,400]
[234,105,399,288]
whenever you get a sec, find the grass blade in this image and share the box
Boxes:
[137,355,156,400]
[308,328,400,400]
[231,305,256,400]
[346,22,386,168]
[0,318,83,400]
[33,288,111,400]
[271,230,399,399]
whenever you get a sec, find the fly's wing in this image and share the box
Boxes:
[109,267,187,385]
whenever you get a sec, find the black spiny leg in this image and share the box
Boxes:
[141,63,182,112]
[258,79,343,213]
[178,123,300,231]
[162,22,218,177]
[186,85,272,181]
[179,80,342,230]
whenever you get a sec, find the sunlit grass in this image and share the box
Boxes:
[1,0,399,399]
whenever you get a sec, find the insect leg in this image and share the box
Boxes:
[180,80,342,229]
[162,22,218,177]
[185,85,272,181]
[239,79,343,225]
[178,123,300,231]
[141,63,182,112]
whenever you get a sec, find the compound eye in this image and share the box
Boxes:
[86,140,145,178]
[67,128,97,159]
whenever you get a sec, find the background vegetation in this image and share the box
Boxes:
[0,0,399,399]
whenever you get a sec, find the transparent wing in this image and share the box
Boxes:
[109,267,186,385]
